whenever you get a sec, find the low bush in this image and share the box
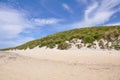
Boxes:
[57,43,71,50]
[114,45,120,50]
[1,25,120,51]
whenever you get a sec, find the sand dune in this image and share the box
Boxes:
[0,49,120,80]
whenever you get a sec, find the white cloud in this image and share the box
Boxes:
[0,0,120,48]
[0,5,35,48]
[0,4,62,48]
[33,18,62,26]
[62,3,73,13]
[0,6,32,39]
[106,22,120,26]
[84,2,98,20]
[76,0,88,4]
[70,0,120,28]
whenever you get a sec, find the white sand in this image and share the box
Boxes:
[9,47,120,64]
[0,48,120,80]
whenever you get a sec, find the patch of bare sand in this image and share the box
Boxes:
[0,49,120,80]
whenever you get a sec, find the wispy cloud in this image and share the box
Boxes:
[84,2,98,21]
[70,0,120,28]
[0,4,62,41]
[0,4,62,48]
[0,5,35,48]
[76,0,88,4]
[0,0,120,48]
[106,22,120,26]
[33,18,62,26]
[62,3,73,13]
[0,5,32,39]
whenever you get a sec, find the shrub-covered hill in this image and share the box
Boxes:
[1,25,120,51]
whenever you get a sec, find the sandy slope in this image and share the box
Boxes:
[0,48,120,80]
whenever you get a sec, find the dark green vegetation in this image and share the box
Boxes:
[1,25,120,50]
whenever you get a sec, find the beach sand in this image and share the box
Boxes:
[0,48,120,80]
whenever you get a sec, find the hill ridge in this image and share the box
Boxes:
[1,25,120,51]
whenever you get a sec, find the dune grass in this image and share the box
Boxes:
[1,25,120,50]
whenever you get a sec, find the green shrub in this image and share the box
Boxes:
[114,45,120,50]
[83,35,95,43]
[57,43,71,50]
[46,43,56,49]
[1,25,120,50]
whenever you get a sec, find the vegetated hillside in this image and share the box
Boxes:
[1,25,120,51]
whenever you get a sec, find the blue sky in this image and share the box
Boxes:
[0,0,120,48]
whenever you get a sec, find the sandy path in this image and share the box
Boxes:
[0,51,120,80]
